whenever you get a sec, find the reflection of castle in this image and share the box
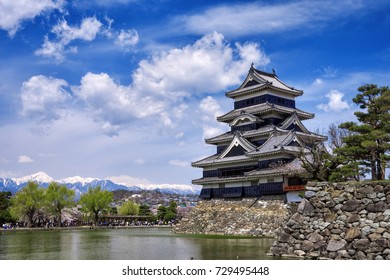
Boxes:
[192,65,327,199]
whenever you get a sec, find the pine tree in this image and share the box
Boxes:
[336,84,390,180]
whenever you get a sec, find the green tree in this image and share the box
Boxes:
[10,181,45,227]
[336,84,390,180]
[139,204,151,216]
[45,182,75,226]
[156,201,178,222]
[0,191,14,225]
[157,205,167,221]
[118,200,139,215]
[79,186,113,226]
[164,201,177,222]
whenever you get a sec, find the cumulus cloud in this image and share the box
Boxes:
[18,155,34,163]
[74,72,166,136]
[132,32,269,98]
[20,75,71,121]
[199,96,223,121]
[23,32,268,136]
[198,96,226,139]
[316,90,350,112]
[0,0,63,36]
[35,17,103,61]
[115,29,139,50]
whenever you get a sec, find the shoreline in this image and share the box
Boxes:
[1,225,173,232]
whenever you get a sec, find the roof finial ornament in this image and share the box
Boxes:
[272,68,276,75]
[250,62,254,69]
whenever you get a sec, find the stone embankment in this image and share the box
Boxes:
[271,181,390,260]
[173,197,287,237]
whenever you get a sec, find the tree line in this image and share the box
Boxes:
[300,84,390,182]
[1,182,177,228]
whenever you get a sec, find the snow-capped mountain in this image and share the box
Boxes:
[0,172,201,196]
[12,171,54,185]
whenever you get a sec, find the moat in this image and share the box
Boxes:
[0,227,275,260]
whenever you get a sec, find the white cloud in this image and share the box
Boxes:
[23,32,268,136]
[313,78,323,85]
[132,32,269,98]
[169,159,189,167]
[175,132,184,139]
[0,0,63,36]
[20,75,71,121]
[115,29,139,50]
[106,175,151,186]
[316,90,350,112]
[176,0,376,36]
[74,72,166,135]
[133,158,145,165]
[18,155,34,163]
[35,17,103,61]
[75,32,267,135]
[201,124,225,140]
[199,96,223,121]
[199,96,226,139]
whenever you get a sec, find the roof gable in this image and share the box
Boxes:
[229,111,263,126]
[226,65,303,98]
[279,113,310,133]
[218,132,256,159]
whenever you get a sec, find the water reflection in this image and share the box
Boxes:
[0,228,275,260]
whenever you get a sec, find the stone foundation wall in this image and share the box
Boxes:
[173,197,287,237]
[271,181,390,260]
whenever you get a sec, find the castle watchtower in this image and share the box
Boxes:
[192,65,327,199]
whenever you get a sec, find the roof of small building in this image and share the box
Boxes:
[244,158,305,178]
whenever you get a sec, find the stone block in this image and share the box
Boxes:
[345,227,361,241]
[354,251,367,260]
[301,240,315,252]
[324,212,336,222]
[358,186,374,195]
[347,213,360,223]
[375,238,388,248]
[308,231,324,243]
[327,239,347,252]
[325,200,336,208]
[353,238,370,251]
[374,185,384,193]
[367,202,387,212]
[297,199,315,216]
[368,233,382,242]
[341,200,361,212]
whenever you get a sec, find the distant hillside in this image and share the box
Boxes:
[0,172,201,196]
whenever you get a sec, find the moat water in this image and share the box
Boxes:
[0,227,275,260]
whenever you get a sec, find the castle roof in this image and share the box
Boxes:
[226,65,303,99]
[192,158,306,185]
[217,102,314,123]
[193,130,312,168]
[205,124,286,144]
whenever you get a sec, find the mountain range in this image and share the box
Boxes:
[0,172,201,197]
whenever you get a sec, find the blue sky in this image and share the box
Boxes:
[0,0,390,186]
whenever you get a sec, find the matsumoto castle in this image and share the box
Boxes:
[192,64,326,199]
